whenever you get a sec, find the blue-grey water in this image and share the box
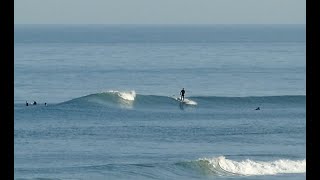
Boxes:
[14,25,306,180]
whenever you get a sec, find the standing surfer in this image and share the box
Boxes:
[180,88,185,101]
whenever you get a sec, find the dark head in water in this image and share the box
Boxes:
[255,107,260,110]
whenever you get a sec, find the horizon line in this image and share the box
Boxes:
[14,23,306,26]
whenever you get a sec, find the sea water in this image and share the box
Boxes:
[14,25,306,180]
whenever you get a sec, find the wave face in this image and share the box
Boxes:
[181,156,306,176]
[58,90,199,109]
[58,90,305,110]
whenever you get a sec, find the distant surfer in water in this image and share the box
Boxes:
[255,107,260,110]
[26,101,28,106]
[180,88,185,101]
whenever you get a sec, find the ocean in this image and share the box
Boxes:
[14,24,306,180]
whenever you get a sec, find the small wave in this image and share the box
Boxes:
[60,90,199,108]
[195,156,305,176]
[57,92,304,110]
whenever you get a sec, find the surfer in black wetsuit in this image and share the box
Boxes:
[180,88,185,101]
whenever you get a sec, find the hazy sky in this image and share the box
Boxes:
[14,0,306,24]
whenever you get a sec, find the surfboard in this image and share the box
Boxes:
[172,95,197,105]
[174,97,197,105]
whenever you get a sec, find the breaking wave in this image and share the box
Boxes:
[55,90,304,110]
[105,90,136,101]
[182,156,306,176]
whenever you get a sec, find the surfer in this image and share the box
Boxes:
[180,88,185,101]
[33,101,37,105]
[26,101,28,106]
[255,107,260,110]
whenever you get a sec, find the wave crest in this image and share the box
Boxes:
[106,90,136,101]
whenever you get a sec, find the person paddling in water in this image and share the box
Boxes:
[180,88,185,101]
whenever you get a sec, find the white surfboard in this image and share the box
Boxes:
[174,97,197,105]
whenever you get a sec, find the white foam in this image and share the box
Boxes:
[106,90,136,101]
[183,98,197,105]
[118,91,136,101]
[201,156,305,176]
[172,96,197,105]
